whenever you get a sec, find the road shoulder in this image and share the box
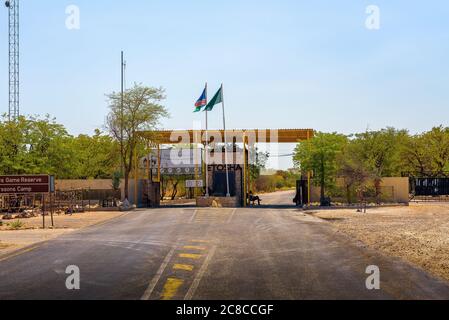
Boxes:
[0,211,125,260]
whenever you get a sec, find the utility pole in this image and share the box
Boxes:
[5,0,20,121]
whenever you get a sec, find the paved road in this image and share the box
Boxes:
[1,206,449,300]
[259,190,296,206]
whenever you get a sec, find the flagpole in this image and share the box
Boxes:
[205,83,209,198]
[221,84,231,197]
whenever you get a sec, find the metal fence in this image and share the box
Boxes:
[0,189,121,215]
[410,178,449,201]
[53,189,121,213]
[0,194,44,213]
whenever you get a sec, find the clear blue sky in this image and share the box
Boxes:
[1,1,448,168]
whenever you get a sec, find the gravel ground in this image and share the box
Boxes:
[311,203,449,282]
[1,211,123,230]
[0,211,124,256]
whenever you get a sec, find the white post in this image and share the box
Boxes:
[221,84,231,197]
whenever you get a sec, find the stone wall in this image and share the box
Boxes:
[196,196,239,208]
[310,177,410,203]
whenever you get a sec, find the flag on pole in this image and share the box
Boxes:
[204,87,223,112]
[194,87,207,112]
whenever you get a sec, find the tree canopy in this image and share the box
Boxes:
[106,83,169,198]
[294,132,347,204]
[0,114,119,179]
[293,126,449,203]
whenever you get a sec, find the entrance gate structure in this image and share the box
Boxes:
[136,129,314,207]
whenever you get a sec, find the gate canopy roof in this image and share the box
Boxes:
[139,129,314,144]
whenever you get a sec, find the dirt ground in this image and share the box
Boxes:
[311,203,449,282]
[0,211,124,257]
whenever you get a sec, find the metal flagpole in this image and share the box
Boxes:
[120,51,125,181]
[205,83,209,197]
[221,84,231,197]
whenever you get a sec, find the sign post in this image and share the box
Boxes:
[0,175,53,229]
[50,176,55,228]
[0,175,52,194]
[42,194,46,229]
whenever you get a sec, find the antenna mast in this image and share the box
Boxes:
[5,0,19,121]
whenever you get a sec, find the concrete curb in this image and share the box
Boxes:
[304,203,409,211]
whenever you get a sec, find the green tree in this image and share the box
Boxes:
[0,115,76,177]
[71,130,120,179]
[0,115,29,175]
[294,132,347,205]
[400,126,449,177]
[425,126,449,176]
[400,133,433,177]
[339,143,374,204]
[106,83,169,199]
[0,115,121,179]
[248,147,269,191]
[26,115,76,178]
[350,128,408,198]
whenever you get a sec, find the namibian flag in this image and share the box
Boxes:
[194,87,207,112]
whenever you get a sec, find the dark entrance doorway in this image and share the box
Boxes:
[295,180,309,207]
[213,172,236,197]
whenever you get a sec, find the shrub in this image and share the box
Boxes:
[9,220,24,230]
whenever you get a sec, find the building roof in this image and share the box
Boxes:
[139,129,314,144]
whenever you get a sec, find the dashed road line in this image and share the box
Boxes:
[161,278,184,300]
[227,208,237,223]
[141,239,215,300]
[188,210,198,223]
[184,245,217,300]
[179,253,202,260]
[141,246,177,300]
[173,264,194,272]
[183,245,207,251]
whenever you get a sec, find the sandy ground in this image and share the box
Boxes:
[0,211,123,257]
[311,203,449,282]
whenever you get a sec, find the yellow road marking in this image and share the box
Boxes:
[183,246,207,251]
[0,245,39,263]
[185,245,218,300]
[141,246,177,300]
[161,278,184,300]
[173,264,194,272]
[179,253,202,260]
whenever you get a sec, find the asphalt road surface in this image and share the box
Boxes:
[1,204,449,300]
[258,190,296,206]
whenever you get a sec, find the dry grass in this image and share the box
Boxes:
[0,242,11,249]
[312,203,449,282]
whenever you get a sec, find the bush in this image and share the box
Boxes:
[9,220,24,230]
[254,170,299,193]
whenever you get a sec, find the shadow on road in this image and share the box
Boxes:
[246,204,300,209]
